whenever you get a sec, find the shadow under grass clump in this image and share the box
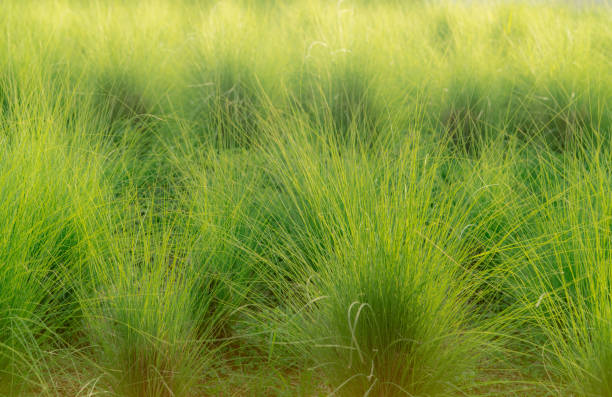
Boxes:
[296,59,385,148]
[0,70,20,119]
[187,59,268,149]
[430,11,455,53]
[95,70,151,125]
[524,98,589,152]
[438,79,493,155]
[92,70,161,150]
[35,223,82,335]
[0,80,9,116]
[509,76,609,153]
[90,69,172,192]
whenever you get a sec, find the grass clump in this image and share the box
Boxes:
[257,128,499,396]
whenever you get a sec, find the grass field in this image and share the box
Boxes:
[2,0,612,395]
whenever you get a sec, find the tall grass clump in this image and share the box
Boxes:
[258,125,498,396]
[0,109,110,394]
[498,143,612,396]
[75,148,269,395]
[77,202,208,397]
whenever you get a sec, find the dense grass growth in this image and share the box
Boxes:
[2,0,612,395]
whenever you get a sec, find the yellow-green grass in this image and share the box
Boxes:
[1,0,612,395]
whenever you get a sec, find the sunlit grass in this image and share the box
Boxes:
[1,0,612,395]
